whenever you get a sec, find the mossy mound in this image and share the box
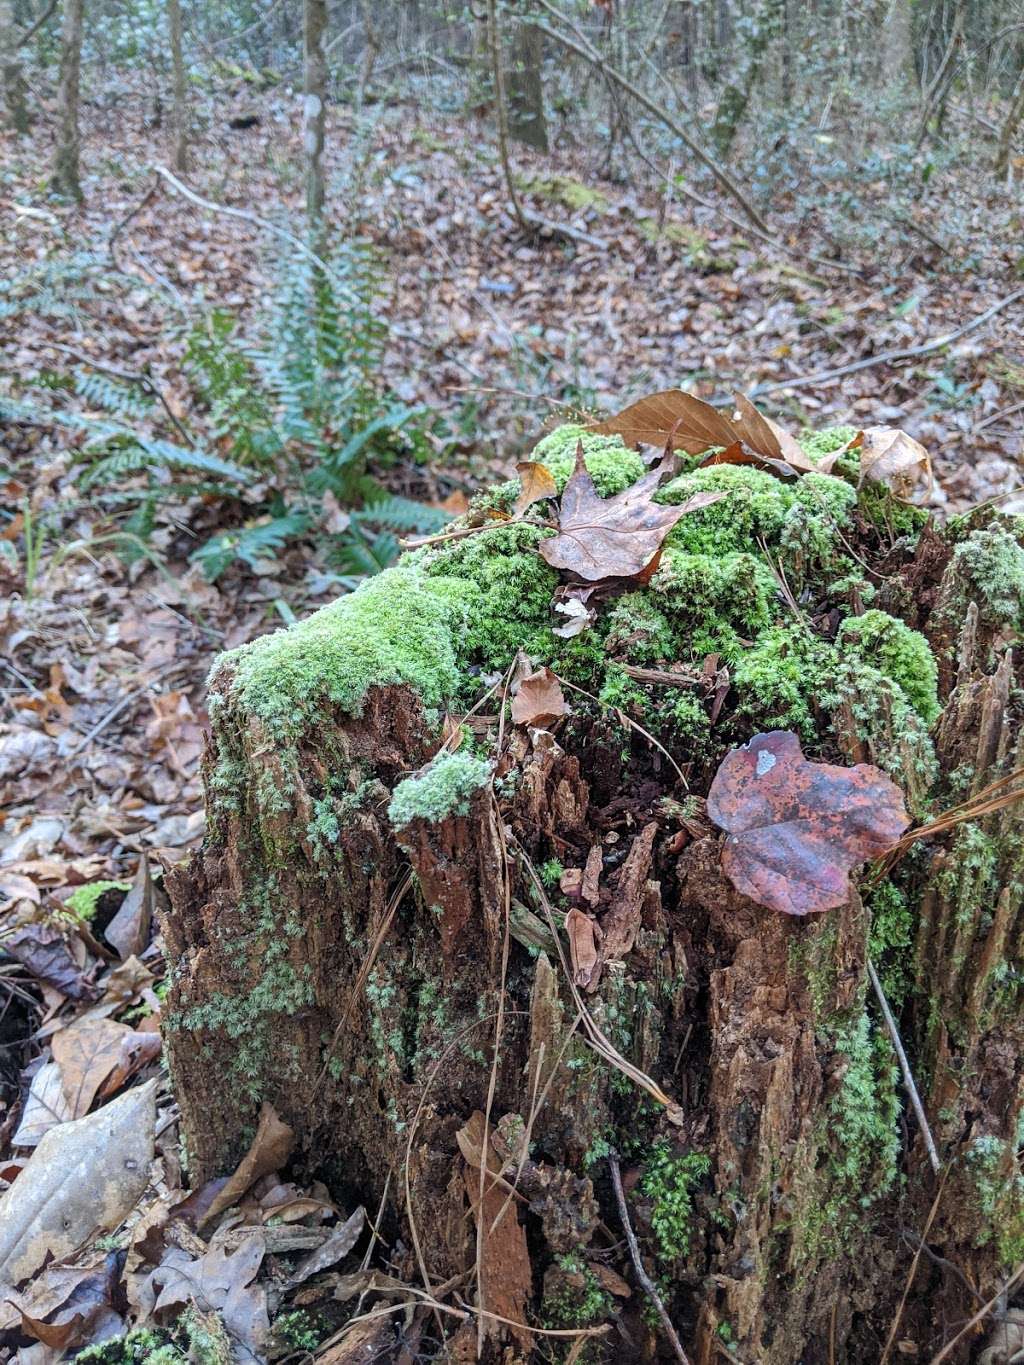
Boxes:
[211,422,949,798]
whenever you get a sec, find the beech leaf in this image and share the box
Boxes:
[511,666,569,728]
[706,730,911,916]
[857,426,933,502]
[514,460,558,516]
[539,442,725,582]
[593,388,738,453]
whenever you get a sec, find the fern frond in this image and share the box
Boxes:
[352,494,452,535]
[192,511,311,581]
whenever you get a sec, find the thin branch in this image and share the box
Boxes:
[879,1170,949,1365]
[608,1152,691,1364]
[531,1,770,235]
[46,340,196,448]
[750,288,1024,398]
[929,1260,1024,1364]
[15,0,58,48]
[866,958,940,1176]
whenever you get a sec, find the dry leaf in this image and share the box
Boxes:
[514,460,558,516]
[104,854,154,960]
[511,666,569,728]
[52,1018,130,1118]
[565,906,602,989]
[707,730,911,916]
[593,388,738,453]
[857,426,933,502]
[286,1207,366,1288]
[540,442,724,582]
[200,1101,295,1228]
[0,1081,156,1284]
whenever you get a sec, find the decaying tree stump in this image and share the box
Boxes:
[163,422,1024,1362]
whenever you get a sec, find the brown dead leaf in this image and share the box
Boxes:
[514,460,558,516]
[2,922,94,1000]
[857,426,933,502]
[707,730,911,915]
[511,666,569,728]
[593,388,738,453]
[200,1101,295,1228]
[540,442,724,582]
[286,1206,365,1287]
[52,1017,130,1118]
[104,854,155,960]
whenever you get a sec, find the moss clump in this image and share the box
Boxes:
[517,173,610,213]
[947,526,1024,632]
[867,880,914,1006]
[218,565,476,736]
[658,464,856,576]
[65,879,130,921]
[965,1134,1024,1266]
[732,624,834,740]
[75,1312,230,1365]
[530,423,646,495]
[542,1253,612,1329]
[827,1009,900,1203]
[651,549,778,662]
[798,425,858,463]
[837,609,940,725]
[640,1141,711,1262]
[388,751,492,829]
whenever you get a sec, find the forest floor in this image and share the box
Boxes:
[1,77,1024,1359]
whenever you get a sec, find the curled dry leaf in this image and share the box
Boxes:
[565,905,602,990]
[200,1100,295,1228]
[857,426,933,502]
[592,388,738,453]
[540,442,724,582]
[707,730,911,916]
[511,666,569,729]
[514,460,558,516]
[0,1080,156,1285]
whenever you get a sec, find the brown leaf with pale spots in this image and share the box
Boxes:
[514,460,558,516]
[707,730,910,916]
[511,666,568,728]
[539,442,725,582]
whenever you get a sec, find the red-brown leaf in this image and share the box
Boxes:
[592,388,738,453]
[539,442,725,582]
[510,666,569,728]
[706,730,911,916]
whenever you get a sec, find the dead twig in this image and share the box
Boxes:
[866,958,941,1177]
[46,340,195,448]
[880,1170,949,1365]
[750,289,1024,398]
[929,1260,1024,1364]
[608,1152,691,1364]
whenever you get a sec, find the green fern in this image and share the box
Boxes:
[192,511,312,582]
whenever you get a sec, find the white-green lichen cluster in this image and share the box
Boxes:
[388,750,492,829]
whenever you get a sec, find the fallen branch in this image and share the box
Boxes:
[608,1152,691,1365]
[750,289,1024,398]
[532,2,770,236]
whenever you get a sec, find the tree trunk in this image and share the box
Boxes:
[302,0,326,245]
[53,0,83,200]
[995,59,1024,178]
[709,0,783,158]
[507,16,547,152]
[0,0,30,134]
[168,0,187,173]
[881,0,916,87]
[164,433,1024,1362]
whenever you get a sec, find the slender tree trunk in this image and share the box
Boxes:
[168,0,187,173]
[0,0,29,133]
[507,15,547,152]
[994,59,1024,178]
[53,0,84,199]
[302,0,326,246]
[881,0,916,86]
[709,0,783,158]
[356,0,378,110]
[487,0,528,231]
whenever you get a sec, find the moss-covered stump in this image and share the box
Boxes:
[163,423,1024,1363]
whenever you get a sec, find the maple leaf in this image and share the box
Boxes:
[706,730,911,916]
[539,442,725,582]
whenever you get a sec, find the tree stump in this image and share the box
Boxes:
[163,424,1024,1362]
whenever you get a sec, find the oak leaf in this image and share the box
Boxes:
[539,442,724,582]
[514,460,558,516]
[706,730,910,916]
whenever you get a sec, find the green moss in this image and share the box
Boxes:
[219,565,476,736]
[947,526,1024,632]
[651,549,778,661]
[640,1141,711,1262]
[388,751,492,828]
[530,423,646,495]
[543,1253,612,1329]
[65,879,130,921]
[732,624,834,740]
[272,1310,324,1353]
[867,880,914,1007]
[965,1134,1024,1266]
[516,172,610,213]
[797,424,858,463]
[827,1009,900,1201]
[837,610,940,725]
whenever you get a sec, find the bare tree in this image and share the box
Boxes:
[303,0,327,244]
[487,0,528,231]
[168,0,188,172]
[0,0,30,134]
[995,57,1024,177]
[53,0,84,200]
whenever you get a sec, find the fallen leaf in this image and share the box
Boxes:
[514,460,558,516]
[12,1062,74,1147]
[0,1080,156,1284]
[552,594,595,638]
[104,854,154,959]
[2,923,94,1000]
[539,442,724,582]
[144,1230,268,1355]
[511,666,569,728]
[200,1101,295,1228]
[593,388,738,452]
[52,1017,130,1118]
[730,394,819,472]
[706,730,911,916]
[286,1206,366,1287]
[857,426,933,502]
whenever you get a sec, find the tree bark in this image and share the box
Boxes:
[302,0,326,245]
[507,16,548,152]
[995,58,1024,178]
[709,0,784,158]
[168,0,187,173]
[0,0,30,133]
[53,0,84,200]
[164,494,1024,1362]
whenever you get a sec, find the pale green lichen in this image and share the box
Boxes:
[388,750,492,828]
[947,526,1024,632]
[966,1133,1024,1265]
